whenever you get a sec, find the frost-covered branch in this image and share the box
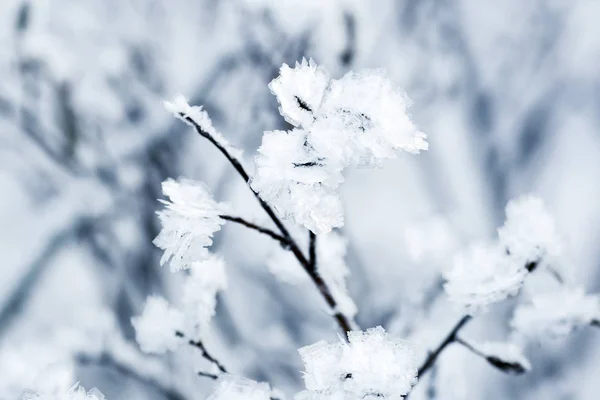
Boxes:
[454,337,531,375]
[165,95,354,337]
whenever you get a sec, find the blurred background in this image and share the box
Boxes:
[1,0,600,399]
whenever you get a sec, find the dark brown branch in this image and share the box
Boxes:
[220,215,288,246]
[176,331,227,373]
[309,231,317,269]
[180,114,353,338]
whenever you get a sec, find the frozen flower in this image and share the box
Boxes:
[298,326,417,399]
[181,255,228,334]
[498,195,562,267]
[164,95,243,160]
[269,58,330,128]
[511,286,600,339]
[131,296,184,354]
[309,70,428,167]
[251,129,344,234]
[207,375,272,400]
[254,63,427,233]
[444,243,527,314]
[153,178,228,271]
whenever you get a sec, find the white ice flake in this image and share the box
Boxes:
[253,62,427,233]
[269,59,330,128]
[444,243,527,314]
[298,326,417,399]
[164,95,243,160]
[153,178,228,271]
[181,255,228,334]
[511,286,600,339]
[498,195,562,267]
[206,375,272,400]
[131,296,184,354]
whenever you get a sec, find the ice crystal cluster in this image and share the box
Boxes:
[444,195,562,314]
[267,231,357,317]
[153,178,229,272]
[252,59,427,234]
[296,326,417,399]
[21,384,105,400]
[206,376,272,400]
[132,256,227,354]
[511,286,600,339]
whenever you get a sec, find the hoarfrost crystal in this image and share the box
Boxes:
[131,296,184,354]
[253,60,427,233]
[153,178,228,271]
[511,287,600,339]
[297,326,417,399]
[269,59,330,128]
[498,195,562,266]
[181,255,228,333]
[206,375,272,400]
[444,243,527,314]
[164,95,243,160]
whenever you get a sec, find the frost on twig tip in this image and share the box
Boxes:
[131,296,185,355]
[164,94,243,160]
[459,339,531,375]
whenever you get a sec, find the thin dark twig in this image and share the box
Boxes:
[309,231,317,270]
[197,371,219,380]
[455,336,485,358]
[417,315,472,377]
[176,331,227,373]
[180,114,353,338]
[220,215,289,246]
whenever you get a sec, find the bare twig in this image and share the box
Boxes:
[180,114,353,338]
[454,336,485,358]
[197,371,219,380]
[418,315,472,377]
[220,215,288,246]
[176,331,227,373]
[309,231,317,269]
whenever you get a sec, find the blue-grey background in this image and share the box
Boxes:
[1,1,600,399]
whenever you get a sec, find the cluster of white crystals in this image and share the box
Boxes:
[21,384,105,400]
[132,255,228,354]
[296,326,417,399]
[153,178,229,272]
[252,59,427,234]
[206,375,272,400]
[498,195,562,267]
[511,286,600,339]
[131,296,185,354]
[444,195,562,314]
